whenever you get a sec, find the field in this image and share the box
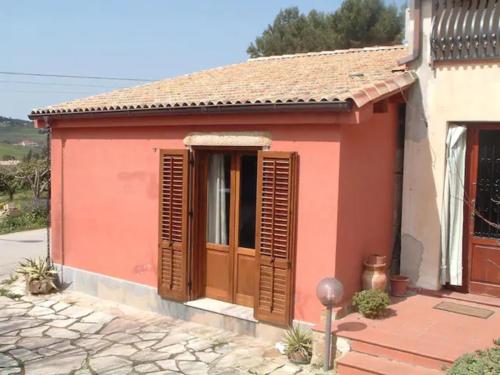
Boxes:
[0,143,40,160]
[0,116,47,160]
[0,124,46,144]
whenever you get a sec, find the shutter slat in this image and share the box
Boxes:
[255,151,297,327]
[158,149,189,302]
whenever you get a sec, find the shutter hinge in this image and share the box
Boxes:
[188,209,193,217]
[187,281,192,290]
[189,155,195,166]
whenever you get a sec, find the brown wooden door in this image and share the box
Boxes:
[466,128,500,297]
[202,151,257,307]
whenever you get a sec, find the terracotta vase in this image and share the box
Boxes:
[288,351,311,365]
[26,278,54,295]
[390,275,409,297]
[362,255,387,291]
[367,254,386,265]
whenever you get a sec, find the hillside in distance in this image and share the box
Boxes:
[0,116,47,160]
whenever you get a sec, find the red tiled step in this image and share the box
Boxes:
[346,336,452,370]
[336,352,444,375]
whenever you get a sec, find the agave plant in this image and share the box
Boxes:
[284,325,313,364]
[17,257,58,293]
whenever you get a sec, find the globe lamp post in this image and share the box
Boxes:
[316,277,344,371]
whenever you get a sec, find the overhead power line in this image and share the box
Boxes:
[0,79,127,89]
[0,71,155,82]
[3,88,102,95]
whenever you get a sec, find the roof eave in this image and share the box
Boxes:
[28,100,354,121]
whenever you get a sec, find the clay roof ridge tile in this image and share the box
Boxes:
[248,45,406,62]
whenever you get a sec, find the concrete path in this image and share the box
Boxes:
[0,229,47,280]
[0,288,319,374]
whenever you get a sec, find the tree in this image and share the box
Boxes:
[0,165,20,201]
[23,149,33,162]
[332,0,404,48]
[247,8,339,58]
[247,0,404,58]
[16,159,50,201]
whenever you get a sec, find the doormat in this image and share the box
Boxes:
[433,301,494,319]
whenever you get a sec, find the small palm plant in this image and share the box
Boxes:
[17,257,58,294]
[284,325,313,364]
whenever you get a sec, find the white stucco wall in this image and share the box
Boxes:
[401,0,500,289]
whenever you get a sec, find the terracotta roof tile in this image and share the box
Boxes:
[30,45,415,116]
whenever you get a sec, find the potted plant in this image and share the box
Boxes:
[17,258,58,295]
[284,326,313,364]
[352,289,390,319]
[389,275,410,297]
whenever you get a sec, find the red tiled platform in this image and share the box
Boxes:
[335,294,500,374]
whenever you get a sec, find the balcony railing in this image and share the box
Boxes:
[431,0,500,62]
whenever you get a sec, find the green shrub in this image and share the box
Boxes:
[352,289,390,318]
[447,344,500,375]
[284,326,313,362]
[0,206,47,234]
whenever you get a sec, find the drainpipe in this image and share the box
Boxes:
[43,116,52,265]
[398,0,421,65]
[46,129,51,264]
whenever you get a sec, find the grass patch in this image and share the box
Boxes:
[0,274,18,286]
[0,287,22,300]
[211,337,229,349]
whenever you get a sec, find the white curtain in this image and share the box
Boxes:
[440,125,467,286]
[207,154,228,245]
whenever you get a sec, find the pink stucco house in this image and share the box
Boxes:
[30,46,415,333]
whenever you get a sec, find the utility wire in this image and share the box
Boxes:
[0,79,128,89]
[0,71,155,82]
[2,88,102,95]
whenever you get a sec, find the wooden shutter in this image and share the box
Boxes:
[255,151,298,326]
[158,149,189,301]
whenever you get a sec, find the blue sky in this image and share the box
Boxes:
[0,0,405,120]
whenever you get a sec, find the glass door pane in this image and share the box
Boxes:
[474,131,500,238]
[238,155,257,249]
[207,153,231,245]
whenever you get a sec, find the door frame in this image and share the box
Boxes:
[190,146,260,305]
[462,123,500,295]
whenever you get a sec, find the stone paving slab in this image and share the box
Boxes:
[0,283,328,374]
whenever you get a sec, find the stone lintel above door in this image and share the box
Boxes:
[183,132,271,149]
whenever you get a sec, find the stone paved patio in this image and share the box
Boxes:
[0,287,324,374]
